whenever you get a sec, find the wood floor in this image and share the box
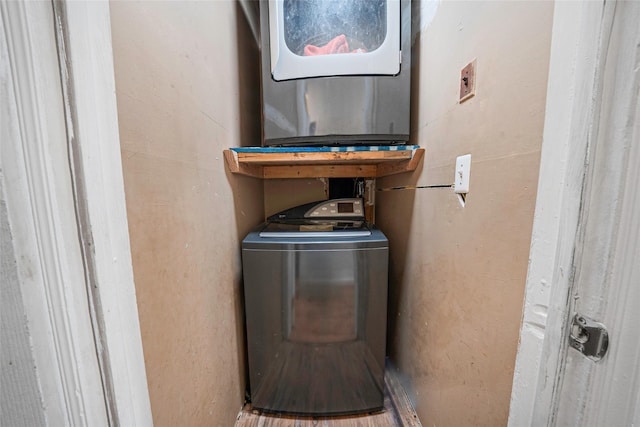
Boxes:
[235,368,422,427]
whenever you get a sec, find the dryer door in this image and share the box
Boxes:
[269,0,400,81]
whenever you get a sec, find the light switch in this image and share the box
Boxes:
[454,154,471,194]
[459,60,476,103]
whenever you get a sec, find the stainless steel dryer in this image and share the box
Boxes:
[259,0,412,146]
[242,198,388,415]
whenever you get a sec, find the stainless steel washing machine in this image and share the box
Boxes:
[242,198,388,415]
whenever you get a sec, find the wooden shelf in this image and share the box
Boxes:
[224,146,424,179]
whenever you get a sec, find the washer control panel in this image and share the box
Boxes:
[304,198,363,218]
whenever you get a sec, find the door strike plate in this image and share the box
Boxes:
[569,313,609,361]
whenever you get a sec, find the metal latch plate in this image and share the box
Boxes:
[569,313,609,361]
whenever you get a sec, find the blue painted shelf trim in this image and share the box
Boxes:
[230,145,420,154]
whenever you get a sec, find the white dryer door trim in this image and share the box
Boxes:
[269,0,401,81]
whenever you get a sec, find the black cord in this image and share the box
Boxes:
[377,184,453,192]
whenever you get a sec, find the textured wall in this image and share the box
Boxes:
[0,177,46,426]
[110,2,263,425]
[377,2,554,425]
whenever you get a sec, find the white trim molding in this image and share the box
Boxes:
[1,1,108,424]
[544,1,640,424]
[1,1,152,425]
[51,2,153,425]
[508,0,621,425]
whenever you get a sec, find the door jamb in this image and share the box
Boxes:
[507,0,613,425]
[51,2,153,424]
[1,1,152,425]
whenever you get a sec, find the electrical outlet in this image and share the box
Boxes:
[454,154,471,194]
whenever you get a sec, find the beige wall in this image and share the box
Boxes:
[377,2,553,426]
[264,179,328,218]
[109,0,553,424]
[110,2,263,425]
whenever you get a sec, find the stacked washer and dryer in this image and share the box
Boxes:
[242,0,411,416]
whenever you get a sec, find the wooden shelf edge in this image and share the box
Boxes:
[237,149,412,165]
[224,148,424,179]
[224,149,264,178]
[375,148,424,177]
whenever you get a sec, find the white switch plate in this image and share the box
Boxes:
[454,154,471,194]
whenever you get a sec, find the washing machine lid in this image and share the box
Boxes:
[259,220,371,238]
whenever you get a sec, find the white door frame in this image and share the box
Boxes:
[508,0,637,425]
[1,1,152,425]
[551,0,640,421]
